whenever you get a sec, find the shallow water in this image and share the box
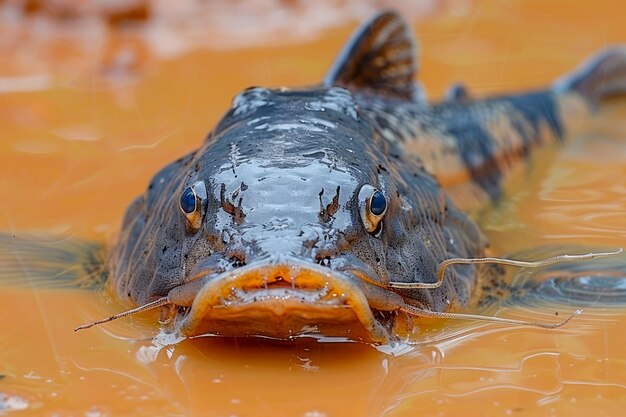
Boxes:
[1,1,625,416]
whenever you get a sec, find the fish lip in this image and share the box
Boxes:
[176,257,390,343]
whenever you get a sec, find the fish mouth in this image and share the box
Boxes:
[176,259,390,343]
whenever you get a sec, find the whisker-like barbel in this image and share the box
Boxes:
[388,248,623,290]
[74,297,171,331]
[401,303,582,328]
[75,270,218,332]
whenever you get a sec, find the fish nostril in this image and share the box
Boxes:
[316,255,332,268]
[229,254,246,268]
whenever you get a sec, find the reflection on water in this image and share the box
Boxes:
[504,246,626,308]
[1,0,626,416]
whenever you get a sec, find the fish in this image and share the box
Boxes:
[22,11,626,344]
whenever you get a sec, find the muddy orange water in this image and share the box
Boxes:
[1,1,626,416]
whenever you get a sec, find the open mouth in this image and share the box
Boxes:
[175,260,390,343]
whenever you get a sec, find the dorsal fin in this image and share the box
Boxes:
[324,10,420,101]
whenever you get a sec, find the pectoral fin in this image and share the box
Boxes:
[0,234,106,290]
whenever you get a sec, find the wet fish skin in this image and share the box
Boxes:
[111,85,484,313]
[361,90,590,208]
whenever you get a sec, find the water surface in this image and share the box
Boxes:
[0,1,625,416]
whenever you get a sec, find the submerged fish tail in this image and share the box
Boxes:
[466,45,626,200]
[454,89,598,202]
[357,90,583,207]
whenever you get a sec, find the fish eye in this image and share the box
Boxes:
[179,180,207,231]
[180,187,196,214]
[369,190,387,216]
[358,184,388,236]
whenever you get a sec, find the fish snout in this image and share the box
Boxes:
[175,257,389,342]
[234,220,340,263]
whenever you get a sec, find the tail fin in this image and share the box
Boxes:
[554,46,626,101]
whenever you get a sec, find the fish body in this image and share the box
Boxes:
[107,11,626,342]
[362,90,590,209]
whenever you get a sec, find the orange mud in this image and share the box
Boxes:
[0,1,625,416]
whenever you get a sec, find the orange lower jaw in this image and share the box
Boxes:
[185,300,379,342]
[175,261,390,343]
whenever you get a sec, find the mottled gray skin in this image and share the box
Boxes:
[108,11,626,337]
[361,90,579,206]
[111,86,484,314]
